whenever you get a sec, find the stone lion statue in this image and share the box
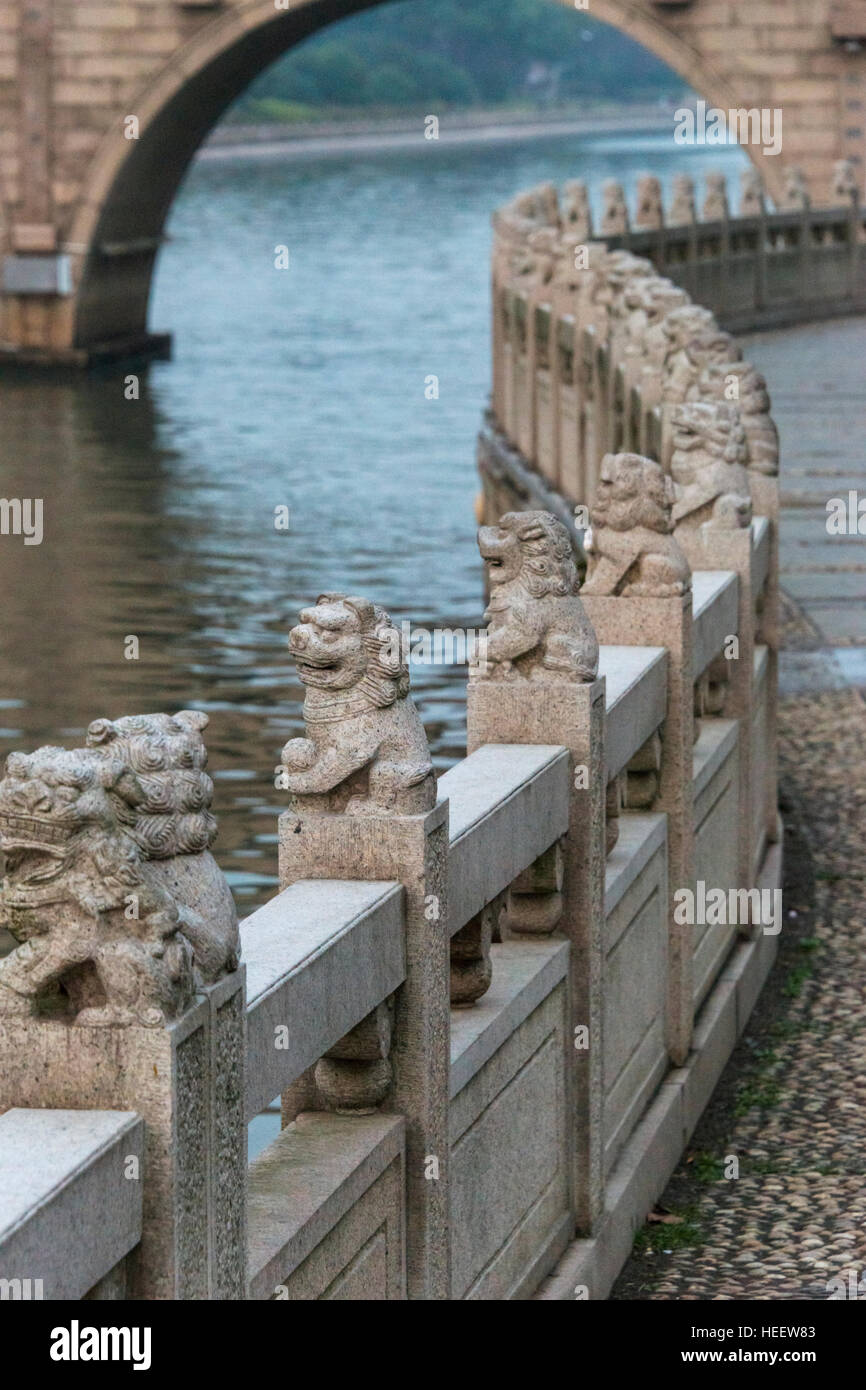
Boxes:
[582,453,691,598]
[280,593,435,815]
[702,172,729,223]
[634,175,663,230]
[512,225,559,287]
[561,179,593,241]
[600,180,629,237]
[670,402,753,534]
[696,360,779,475]
[0,712,239,1027]
[85,711,239,984]
[739,168,764,217]
[470,511,599,683]
[831,158,859,205]
[660,306,739,404]
[668,173,696,226]
[779,166,810,212]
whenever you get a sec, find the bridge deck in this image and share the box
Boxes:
[744,316,866,662]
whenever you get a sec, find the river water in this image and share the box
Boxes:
[0,130,744,911]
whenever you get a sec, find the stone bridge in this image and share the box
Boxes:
[4,158,863,1300]
[2,0,866,362]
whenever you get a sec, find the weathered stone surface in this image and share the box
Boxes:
[0,971,247,1300]
[279,800,450,1302]
[247,1112,406,1301]
[600,180,629,237]
[670,401,753,536]
[449,939,570,1298]
[281,594,435,816]
[0,1108,143,1301]
[0,709,238,1026]
[634,174,663,230]
[583,453,691,599]
[702,172,729,223]
[667,173,696,227]
[471,511,598,683]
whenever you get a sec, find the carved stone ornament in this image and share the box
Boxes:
[702,172,729,222]
[670,401,753,533]
[470,511,599,683]
[281,593,435,815]
[561,179,593,242]
[779,166,811,212]
[634,174,663,230]
[668,173,696,226]
[599,180,629,237]
[661,305,739,403]
[831,158,859,204]
[739,168,765,217]
[582,453,692,598]
[695,360,779,476]
[0,712,239,1027]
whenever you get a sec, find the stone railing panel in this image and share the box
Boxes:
[242,880,405,1124]
[0,1109,143,1301]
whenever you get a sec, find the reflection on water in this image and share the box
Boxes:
[0,132,745,910]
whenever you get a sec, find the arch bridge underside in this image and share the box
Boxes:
[1,0,864,364]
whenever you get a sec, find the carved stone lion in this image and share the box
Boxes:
[634,175,663,230]
[281,594,435,815]
[696,360,779,475]
[600,180,629,237]
[779,166,810,211]
[831,158,859,205]
[0,712,239,1026]
[619,276,689,361]
[660,306,739,403]
[85,711,239,984]
[512,226,559,287]
[739,168,764,217]
[561,179,593,241]
[702,172,729,223]
[668,173,696,226]
[471,512,599,683]
[0,748,195,1026]
[583,453,691,598]
[670,402,753,533]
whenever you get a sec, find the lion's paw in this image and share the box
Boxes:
[280,737,318,772]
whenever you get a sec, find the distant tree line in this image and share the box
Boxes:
[233,0,682,121]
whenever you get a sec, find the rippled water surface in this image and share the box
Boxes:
[0,131,744,908]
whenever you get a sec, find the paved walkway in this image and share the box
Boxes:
[746,316,866,679]
[612,317,866,1300]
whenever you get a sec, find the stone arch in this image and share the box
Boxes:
[584,0,783,196]
[70,0,773,351]
[71,0,380,348]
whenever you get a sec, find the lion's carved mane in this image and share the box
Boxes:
[472,511,599,683]
[281,594,435,815]
[582,454,692,599]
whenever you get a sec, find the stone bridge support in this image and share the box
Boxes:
[1,0,865,363]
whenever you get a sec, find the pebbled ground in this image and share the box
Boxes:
[612,605,866,1300]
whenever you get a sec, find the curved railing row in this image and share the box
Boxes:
[0,167,798,1304]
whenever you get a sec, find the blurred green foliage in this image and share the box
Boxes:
[233,0,681,120]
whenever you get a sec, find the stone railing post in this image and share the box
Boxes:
[0,713,246,1299]
[468,511,606,1233]
[667,401,764,896]
[276,593,450,1301]
[581,455,695,1066]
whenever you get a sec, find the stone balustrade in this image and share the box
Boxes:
[0,168,788,1302]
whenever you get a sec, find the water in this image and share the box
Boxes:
[0,130,745,911]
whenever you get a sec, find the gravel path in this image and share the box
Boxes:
[612,599,866,1300]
